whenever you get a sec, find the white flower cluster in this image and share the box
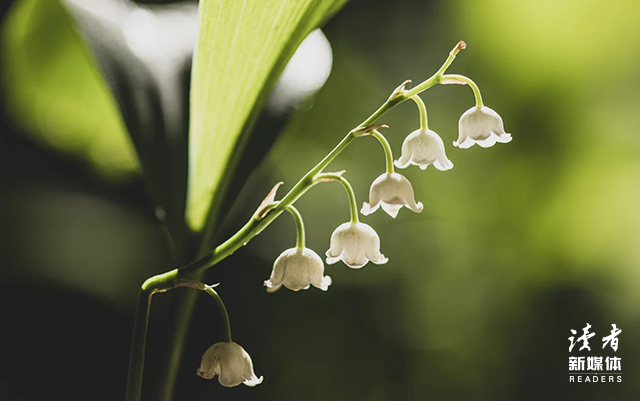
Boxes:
[197,45,512,389]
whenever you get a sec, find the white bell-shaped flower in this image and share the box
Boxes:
[325,222,388,268]
[264,247,332,292]
[394,128,453,171]
[361,172,423,218]
[454,106,512,149]
[197,341,263,387]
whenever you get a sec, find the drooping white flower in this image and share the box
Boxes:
[326,222,388,268]
[197,341,263,387]
[454,106,512,149]
[264,247,332,292]
[361,172,423,218]
[394,128,453,171]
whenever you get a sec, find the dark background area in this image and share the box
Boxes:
[2,0,640,400]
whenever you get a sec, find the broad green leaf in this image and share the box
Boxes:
[187,0,349,233]
[1,0,137,179]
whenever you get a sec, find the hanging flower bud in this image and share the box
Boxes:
[197,341,263,387]
[264,247,332,292]
[326,222,388,268]
[361,173,423,218]
[454,106,512,149]
[394,128,453,171]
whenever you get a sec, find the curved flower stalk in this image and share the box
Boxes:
[198,342,263,387]
[395,128,453,170]
[264,247,332,292]
[326,222,387,268]
[454,106,512,149]
[361,172,423,218]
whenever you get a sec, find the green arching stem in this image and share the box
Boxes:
[441,74,484,107]
[411,95,428,130]
[315,173,359,224]
[370,130,395,174]
[285,205,305,248]
[405,40,465,98]
[126,41,468,401]
[203,286,232,343]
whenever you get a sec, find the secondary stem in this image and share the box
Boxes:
[203,286,232,343]
[285,205,305,248]
[441,74,484,107]
[316,173,359,223]
[411,95,428,130]
[370,130,395,173]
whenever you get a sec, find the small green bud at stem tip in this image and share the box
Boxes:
[451,40,466,56]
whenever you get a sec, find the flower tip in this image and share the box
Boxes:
[499,133,513,143]
[197,367,211,379]
[319,275,332,291]
[361,202,375,216]
[434,160,454,171]
[345,260,367,269]
[325,254,340,265]
[263,280,280,293]
[394,159,408,169]
[244,375,264,387]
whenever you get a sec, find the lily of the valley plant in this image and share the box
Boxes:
[126,41,512,399]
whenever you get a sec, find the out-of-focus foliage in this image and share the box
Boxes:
[187,0,348,232]
[1,0,137,179]
[58,0,199,241]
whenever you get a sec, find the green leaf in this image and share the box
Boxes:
[1,0,138,179]
[187,0,349,233]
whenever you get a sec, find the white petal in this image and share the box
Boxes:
[244,374,264,387]
[325,255,341,265]
[477,135,498,148]
[408,200,424,213]
[433,158,453,171]
[313,275,332,291]
[381,202,401,218]
[454,136,476,149]
[370,253,389,265]
[496,132,512,143]
[263,279,282,293]
[343,256,368,269]
[365,245,388,264]
[361,201,379,216]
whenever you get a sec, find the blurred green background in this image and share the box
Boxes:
[2,0,640,400]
